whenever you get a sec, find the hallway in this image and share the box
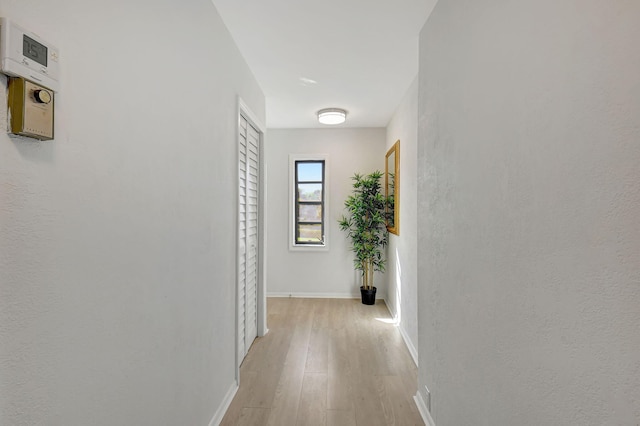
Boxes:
[221,298,423,426]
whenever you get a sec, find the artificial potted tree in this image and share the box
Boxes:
[338,171,389,305]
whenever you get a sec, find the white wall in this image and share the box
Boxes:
[417,1,640,425]
[265,128,385,298]
[385,77,419,364]
[0,1,264,425]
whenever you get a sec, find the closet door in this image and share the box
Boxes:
[238,115,260,363]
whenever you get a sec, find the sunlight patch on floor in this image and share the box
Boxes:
[375,317,399,325]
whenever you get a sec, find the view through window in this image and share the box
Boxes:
[295,160,325,245]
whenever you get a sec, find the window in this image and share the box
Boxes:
[290,155,328,250]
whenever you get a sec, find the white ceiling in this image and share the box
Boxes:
[211,0,438,129]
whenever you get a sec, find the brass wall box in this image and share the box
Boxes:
[8,77,54,140]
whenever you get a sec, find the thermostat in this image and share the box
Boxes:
[0,18,59,91]
[8,77,54,140]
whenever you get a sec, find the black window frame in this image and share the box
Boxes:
[294,160,325,245]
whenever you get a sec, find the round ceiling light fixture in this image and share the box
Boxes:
[317,108,347,125]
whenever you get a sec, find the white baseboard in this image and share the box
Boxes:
[383,302,419,367]
[267,292,386,300]
[208,381,238,426]
[414,390,436,426]
[398,324,419,367]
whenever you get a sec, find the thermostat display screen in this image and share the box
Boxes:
[23,34,47,66]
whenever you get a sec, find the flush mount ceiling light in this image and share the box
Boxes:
[317,108,347,125]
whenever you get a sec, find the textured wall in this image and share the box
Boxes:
[385,77,419,363]
[265,128,385,297]
[0,1,264,425]
[417,0,640,425]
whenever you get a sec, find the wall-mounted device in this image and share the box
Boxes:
[0,18,58,140]
[8,77,54,140]
[0,17,59,91]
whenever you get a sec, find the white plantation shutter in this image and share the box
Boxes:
[238,115,259,363]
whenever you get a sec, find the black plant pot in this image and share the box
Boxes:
[360,286,377,305]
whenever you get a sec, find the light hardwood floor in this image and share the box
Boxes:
[221,298,423,426]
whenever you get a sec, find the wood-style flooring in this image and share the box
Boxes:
[221,298,423,426]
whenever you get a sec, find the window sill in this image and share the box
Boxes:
[289,243,329,252]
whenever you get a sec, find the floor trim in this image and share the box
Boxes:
[384,302,419,367]
[208,381,239,426]
[398,323,419,367]
[414,390,436,426]
[268,292,387,300]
